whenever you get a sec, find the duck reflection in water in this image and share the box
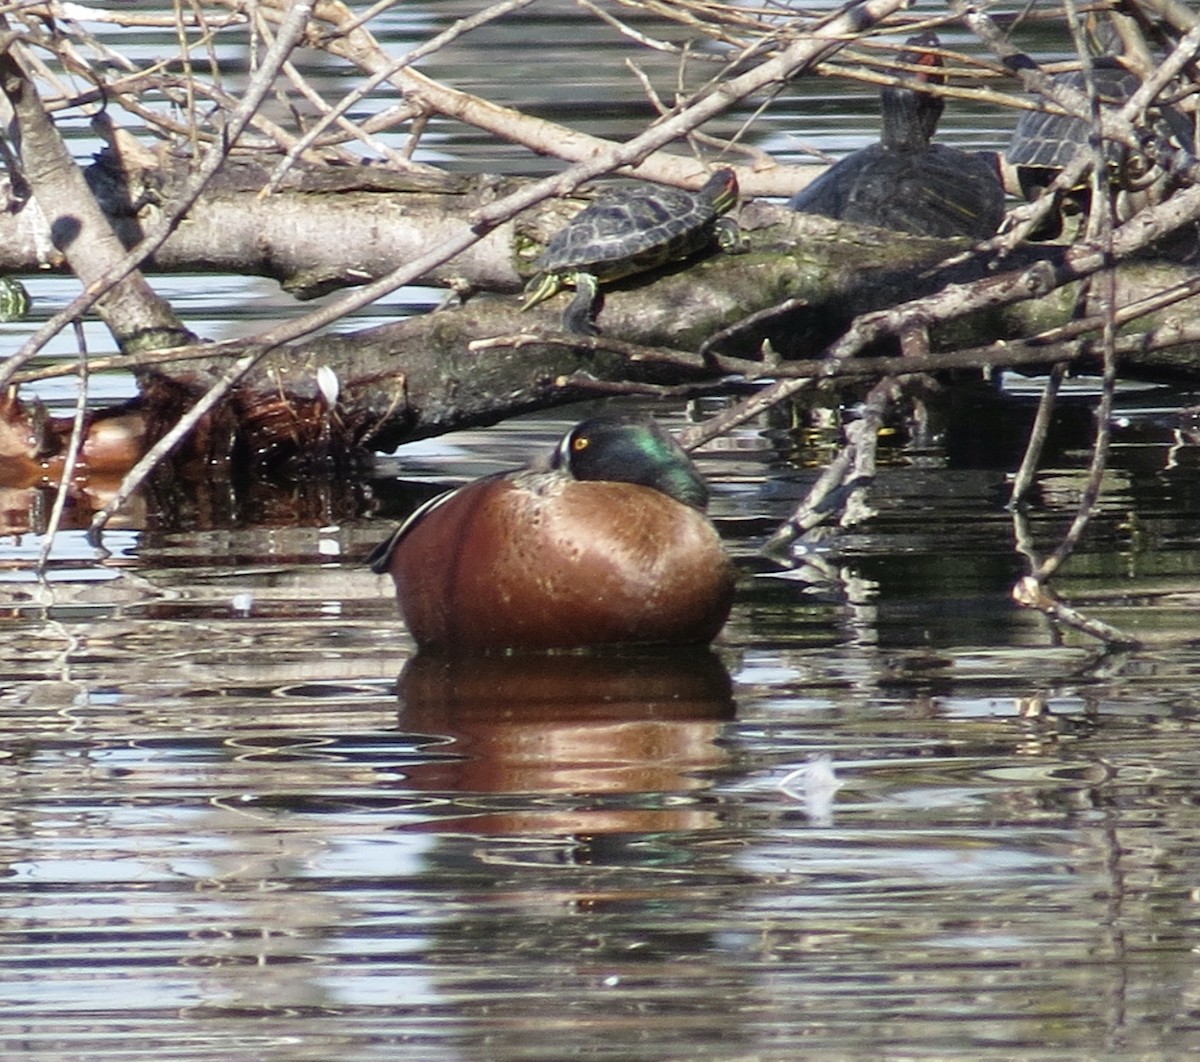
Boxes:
[395,649,735,837]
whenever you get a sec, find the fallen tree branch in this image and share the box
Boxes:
[0,23,193,354]
[0,0,318,388]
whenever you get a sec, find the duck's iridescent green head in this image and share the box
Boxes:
[552,413,710,510]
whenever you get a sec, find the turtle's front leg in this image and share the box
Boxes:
[715,216,748,254]
[562,272,601,335]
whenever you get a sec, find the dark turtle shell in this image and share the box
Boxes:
[535,168,737,282]
[790,142,1004,240]
[789,32,1005,241]
[1006,61,1140,171]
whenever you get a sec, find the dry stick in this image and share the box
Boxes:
[761,442,855,560]
[582,0,682,54]
[187,0,223,114]
[760,376,899,558]
[280,57,409,167]
[838,376,899,529]
[0,0,317,393]
[697,298,809,360]
[1035,340,1117,584]
[1009,362,1067,505]
[317,0,402,40]
[175,0,199,154]
[37,333,88,573]
[262,0,537,193]
[550,373,726,400]
[1011,571,1142,647]
[33,6,246,30]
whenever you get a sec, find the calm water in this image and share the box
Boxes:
[4,3,1200,1060]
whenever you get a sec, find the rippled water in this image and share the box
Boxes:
[5,3,1200,1059]
[6,391,1200,1060]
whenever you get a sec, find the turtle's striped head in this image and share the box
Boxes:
[701,168,738,216]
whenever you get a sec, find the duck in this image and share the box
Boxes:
[368,413,736,652]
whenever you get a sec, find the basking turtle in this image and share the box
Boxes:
[1006,59,1143,204]
[522,168,742,335]
[1005,55,1194,243]
[789,33,1005,240]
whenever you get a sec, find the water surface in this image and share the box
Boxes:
[4,4,1200,1060]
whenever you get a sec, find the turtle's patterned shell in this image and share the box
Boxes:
[535,181,724,282]
[791,143,1004,240]
[1007,63,1139,170]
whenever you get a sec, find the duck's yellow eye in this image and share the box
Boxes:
[572,436,590,453]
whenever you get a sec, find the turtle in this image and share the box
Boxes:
[789,32,1005,241]
[1004,55,1193,243]
[1006,58,1144,205]
[521,168,743,335]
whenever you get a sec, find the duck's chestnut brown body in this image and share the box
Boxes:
[370,415,736,653]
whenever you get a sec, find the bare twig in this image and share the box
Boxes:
[1013,575,1142,648]
[0,0,319,392]
[760,376,901,559]
[37,328,87,574]
[1010,362,1067,506]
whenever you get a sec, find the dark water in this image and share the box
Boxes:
[5,4,1200,1060]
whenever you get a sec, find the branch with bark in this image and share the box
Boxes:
[0,0,1198,647]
